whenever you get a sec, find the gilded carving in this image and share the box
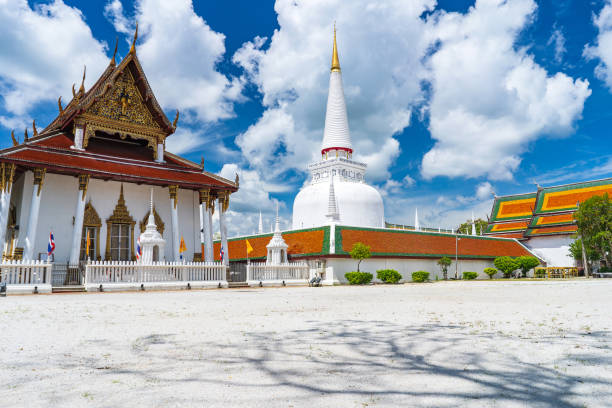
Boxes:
[0,163,15,193]
[168,185,178,209]
[78,174,90,200]
[139,206,165,235]
[218,190,230,213]
[105,185,136,260]
[33,168,46,196]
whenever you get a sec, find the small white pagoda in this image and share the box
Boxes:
[138,190,166,263]
[266,204,288,265]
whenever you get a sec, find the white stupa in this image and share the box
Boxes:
[138,189,166,263]
[292,27,384,229]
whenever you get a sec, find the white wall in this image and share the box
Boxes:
[524,235,575,267]
[325,257,500,283]
[13,173,201,263]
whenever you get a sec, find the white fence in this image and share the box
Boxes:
[0,260,52,285]
[248,262,309,282]
[85,261,226,284]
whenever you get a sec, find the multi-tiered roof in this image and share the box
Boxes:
[485,178,612,239]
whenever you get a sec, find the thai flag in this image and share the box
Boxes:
[47,232,55,256]
[136,237,142,261]
[219,245,224,262]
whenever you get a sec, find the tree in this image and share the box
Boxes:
[574,193,612,267]
[437,256,452,280]
[484,267,497,279]
[569,238,600,270]
[350,242,371,272]
[493,256,519,278]
[516,256,540,278]
[456,218,488,235]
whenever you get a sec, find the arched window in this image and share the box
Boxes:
[80,202,102,261]
[105,185,135,261]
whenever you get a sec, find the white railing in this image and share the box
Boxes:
[85,261,227,284]
[0,260,52,285]
[248,262,309,281]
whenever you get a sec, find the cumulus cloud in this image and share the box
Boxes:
[0,0,108,120]
[547,24,566,64]
[233,0,436,184]
[476,181,494,200]
[584,0,612,90]
[421,0,590,181]
[107,0,244,123]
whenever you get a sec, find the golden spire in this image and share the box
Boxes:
[130,23,138,54]
[58,96,63,114]
[331,23,341,72]
[10,130,18,146]
[78,65,86,94]
[32,120,37,136]
[110,37,118,66]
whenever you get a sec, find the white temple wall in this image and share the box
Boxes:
[524,235,575,267]
[16,174,200,262]
[14,171,33,249]
[324,257,500,283]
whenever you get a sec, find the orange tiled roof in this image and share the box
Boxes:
[534,178,612,214]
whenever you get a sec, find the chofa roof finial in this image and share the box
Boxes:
[130,23,138,54]
[110,37,119,66]
[78,65,86,95]
[173,110,179,128]
[32,120,37,137]
[24,128,29,143]
[58,96,63,114]
[10,130,18,146]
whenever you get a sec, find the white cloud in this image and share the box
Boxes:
[476,181,494,200]
[403,174,416,187]
[421,0,590,181]
[104,0,131,35]
[107,0,244,123]
[548,25,566,64]
[233,0,436,184]
[0,0,108,118]
[584,0,612,90]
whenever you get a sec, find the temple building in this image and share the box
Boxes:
[0,32,237,266]
[484,177,612,267]
[292,28,384,229]
[216,29,538,283]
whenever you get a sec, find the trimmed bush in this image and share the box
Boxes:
[534,269,547,278]
[494,256,519,278]
[376,269,402,284]
[345,271,373,285]
[411,271,429,283]
[484,268,497,279]
[462,271,478,280]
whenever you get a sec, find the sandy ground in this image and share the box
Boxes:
[1,280,611,408]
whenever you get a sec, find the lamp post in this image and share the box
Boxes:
[455,233,461,279]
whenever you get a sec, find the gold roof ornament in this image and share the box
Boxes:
[78,65,86,95]
[172,109,179,128]
[24,128,29,143]
[58,96,63,114]
[32,120,37,136]
[331,23,341,72]
[10,130,18,146]
[110,37,119,67]
[130,23,138,54]
[72,83,76,98]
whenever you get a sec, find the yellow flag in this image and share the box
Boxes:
[179,236,187,253]
[246,239,253,255]
[85,229,90,256]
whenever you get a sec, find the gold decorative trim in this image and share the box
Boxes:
[218,190,230,213]
[105,185,136,260]
[83,202,102,261]
[33,168,46,196]
[0,163,15,193]
[139,206,165,235]
[78,174,90,200]
[169,185,178,209]
[198,189,210,205]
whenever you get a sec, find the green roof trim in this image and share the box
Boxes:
[489,192,537,222]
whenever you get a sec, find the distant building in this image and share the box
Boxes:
[484,178,612,266]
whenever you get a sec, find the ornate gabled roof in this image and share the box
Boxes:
[533,177,612,215]
[488,192,536,222]
[40,47,175,153]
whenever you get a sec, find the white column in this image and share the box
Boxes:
[169,185,180,261]
[0,163,15,257]
[71,125,84,150]
[24,169,45,261]
[218,196,229,266]
[155,143,164,162]
[206,205,213,262]
[69,175,89,265]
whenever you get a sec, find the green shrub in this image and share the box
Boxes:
[493,256,519,278]
[516,256,540,277]
[345,271,373,285]
[484,268,497,279]
[462,271,478,280]
[411,271,429,283]
[376,269,402,284]
[534,268,547,278]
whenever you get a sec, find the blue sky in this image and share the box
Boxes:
[2,0,611,235]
